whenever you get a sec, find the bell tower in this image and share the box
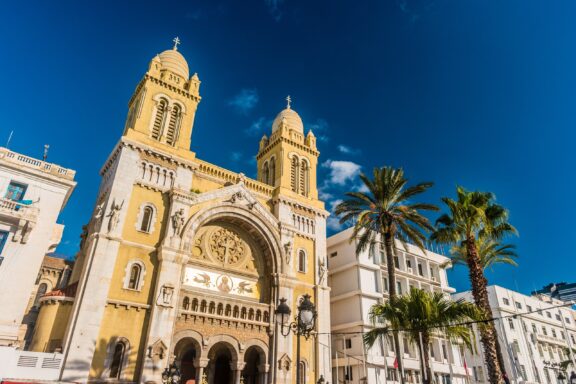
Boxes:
[123,37,201,160]
[256,96,319,200]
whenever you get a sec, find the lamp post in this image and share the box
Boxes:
[161,362,181,384]
[276,294,317,384]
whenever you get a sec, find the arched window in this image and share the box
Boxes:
[269,157,276,187]
[263,162,269,185]
[109,341,126,379]
[298,250,307,273]
[140,206,153,232]
[183,297,190,310]
[166,104,181,146]
[291,156,299,192]
[298,361,306,384]
[152,99,168,140]
[300,160,309,196]
[34,283,48,306]
[128,264,141,289]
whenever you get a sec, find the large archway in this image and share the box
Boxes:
[173,336,202,384]
[207,342,236,384]
[242,346,266,384]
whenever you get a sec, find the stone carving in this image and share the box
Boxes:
[227,191,245,203]
[283,241,293,265]
[209,228,246,265]
[79,225,88,250]
[160,284,174,306]
[171,208,185,237]
[237,281,253,294]
[106,200,124,233]
[93,202,104,222]
[278,354,291,372]
[318,259,327,285]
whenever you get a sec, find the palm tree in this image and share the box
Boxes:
[364,288,483,384]
[449,237,518,271]
[447,237,518,375]
[431,186,517,384]
[335,167,438,383]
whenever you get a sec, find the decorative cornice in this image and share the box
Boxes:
[275,196,329,218]
[106,299,150,311]
[145,74,201,102]
[256,136,320,160]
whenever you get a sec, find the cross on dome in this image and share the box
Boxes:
[173,37,181,51]
[286,95,292,109]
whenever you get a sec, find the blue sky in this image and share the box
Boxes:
[1,0,575,294]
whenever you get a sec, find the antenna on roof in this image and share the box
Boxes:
[6,130,13,149]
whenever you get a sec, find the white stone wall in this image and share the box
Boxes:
[328,227,469,384]
[454,286,576,384]
[0,155,75,346]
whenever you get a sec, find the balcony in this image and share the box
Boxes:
[0,198,39,243]
[0,147,75,181]
[536,332,569,347]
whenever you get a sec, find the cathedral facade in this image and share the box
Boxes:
[31,41,331,384]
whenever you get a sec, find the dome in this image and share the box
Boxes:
[272,107,304,133]
[158,49,189,79]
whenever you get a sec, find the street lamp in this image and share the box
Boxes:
[276,294,317,384]
[161,362,181,384]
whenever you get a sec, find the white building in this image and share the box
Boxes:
[328,227,472,384]
[454,286,576,384]
[0,146,75,347]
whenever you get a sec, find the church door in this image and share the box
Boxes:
[212,355,232,384]
[180,348,197,384]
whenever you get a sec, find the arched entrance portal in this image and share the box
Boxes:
[242,346,263,384]
[180,348,197,384]
[208,342,235,384]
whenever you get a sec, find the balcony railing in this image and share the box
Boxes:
[0,147,75,180]
[0,197,39,219]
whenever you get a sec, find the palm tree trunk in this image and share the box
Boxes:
[466,236,502,384]
[421,332,433,384]
[384,231,405,384]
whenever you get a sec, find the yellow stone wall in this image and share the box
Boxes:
[29,299,73,352]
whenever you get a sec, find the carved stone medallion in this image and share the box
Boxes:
[209,228,246,266]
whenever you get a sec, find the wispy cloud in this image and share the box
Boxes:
[245,117,268,136]
[230,152,242,162]
[322,160,362,186]
[327,216,344,232]
[228,89,259,114]
[307,118,329,142]
[337,145,361,155]
[265,0,285,22]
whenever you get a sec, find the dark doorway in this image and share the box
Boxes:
[242,347,261,384]
[180,348,197,384]
[209,343,233,384]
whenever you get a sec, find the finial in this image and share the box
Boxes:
[286,95,291,109]
[173,37,181,51]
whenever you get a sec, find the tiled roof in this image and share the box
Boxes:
[42,254,73,270]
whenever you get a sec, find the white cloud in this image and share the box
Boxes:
[228,89,259,114]
[328,199,343,213]
[327,216,343,232]
[245,117,267,136]
[230,152,242,161]
[322,160,362,186]
[318,188,334,201]
[337,144,360,155]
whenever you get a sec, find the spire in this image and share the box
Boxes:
[286,95,291,109]
[173,36,181,51]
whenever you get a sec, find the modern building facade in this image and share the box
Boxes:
[327,227,472,384]
[533,283,576,304]
[454,286,576,384]
[0,146,76,347]
[31,40,331,384]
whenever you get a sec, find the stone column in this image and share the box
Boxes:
[258,363,270,384]
[196,358,209,384]
[232,362,246,384]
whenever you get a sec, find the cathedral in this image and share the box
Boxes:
[31,40,331,384]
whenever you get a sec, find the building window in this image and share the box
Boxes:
[552,329,557,338]
[0,230,8,256]
[383,277,389,293]
[546,312,551,318]
[165,104,182,146]
[300,160,309,196]
[297,250,306,273]
[503,298,510,305]
[5,181,27,201]
[124,261,146,291]
[515,302,522,309]
[345,338,352,349]
[418,263,423,276]
[299,361,307,383]
[128,265,141,289]
[566,317,571,324]
[269,157,276,186]
[34,282,48,306]
[330,251,338,258]
[140,206,153,232]
[263,162,269,184]
[442,344,448,360]
[344,365,353,381]
[527,305,532,312]
[109,341,126,379]
[508,318,515,330]
[532,323,537,333]
[542,326,547,336]
[394,256,399,269]
[291,156,299,192]
[397,281,402,295]
[151,98,168,140]
[555,314,561,321]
